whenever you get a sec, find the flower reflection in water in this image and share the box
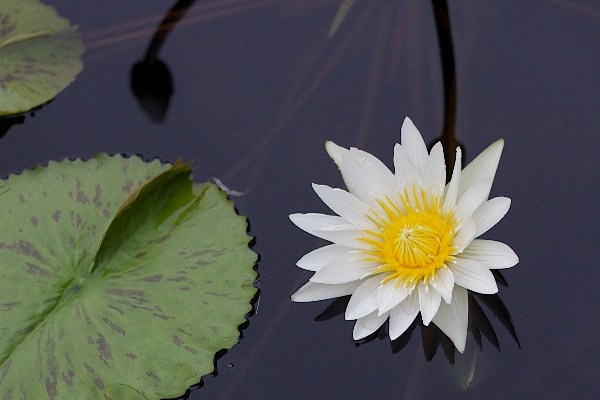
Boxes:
[315,281,519,365]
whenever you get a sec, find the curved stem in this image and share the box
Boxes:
[431,0,459,181]
[144,0,196,64]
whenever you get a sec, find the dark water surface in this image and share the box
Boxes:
[5,0,600,398]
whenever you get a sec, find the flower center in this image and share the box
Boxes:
[360,187,457,288]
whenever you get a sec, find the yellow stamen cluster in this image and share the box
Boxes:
[360,186,457,290]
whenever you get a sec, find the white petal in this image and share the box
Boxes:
[401,117,428,176]
[393,143,422,190]
[310,252,378,284]
[349,147,397,195]
[424,142,446,198]
[458,139,504,200]
[291,280,362,302]
[452,217,477,253]
[353,310,388,340]
[314,226,372,250]
[442,147,462,216]
[325,141,347,172]
[432,286,468,352]
[400,291,420,314]
[376,278,411,315]
[450,257,498,294]
[290,213,369,249]
[472,197,511,237]
[462,239,519,269]
[312,184,373,229]
[389,303,419,340]
[296,244,354,271]
[432,267,454,303]
[345,275,382,320]
[360,309,390,330]
[340,153,389,211]
[353,320,374,340]
[454,179,492,221]
[289,213,351,236]
[418,281,442,326]
[326,142,397,200]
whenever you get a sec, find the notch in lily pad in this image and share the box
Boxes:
[0,0,85,117]
[0,154,258,399]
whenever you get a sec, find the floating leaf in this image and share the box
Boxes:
[0,0,84,116]
[0,154,257,399]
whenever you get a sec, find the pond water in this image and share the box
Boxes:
[3,0,600,398]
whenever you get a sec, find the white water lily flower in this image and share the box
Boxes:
[290,117,518,352]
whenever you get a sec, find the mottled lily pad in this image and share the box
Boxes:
[0,0,84,116]
[0,154,257,399]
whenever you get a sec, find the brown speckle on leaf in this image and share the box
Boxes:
[136,275,163,283]
[25,263,53,278]
[76,190,90,204]
[172,335,184,347]
[19,194,25,203]
[192,249,213,257]
[96,333,113,366]
[1,301,20,311]
[146,371,161,383]
[61,369,75,386]
[52,211,60,223]
[45,376,57,400]
[149,235,170,245]
[83,362,94,374]
[104,289,144,297]
[103,318,126,336]
[0,241,45,261]
[0,359,12,386]
[126,353,137,360]
[31,217,39,226]
[153,313,173,320]
[94,377,105,390]
[184,346,198,354]
[93,185,102,206]
[177,328,192,336]
[122,180,133,193]
[107,305,125,314]
[204,292,232,298]
[17,325,35,335]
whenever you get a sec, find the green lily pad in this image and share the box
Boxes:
[0,154,257,399]
[0,0,84,116]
